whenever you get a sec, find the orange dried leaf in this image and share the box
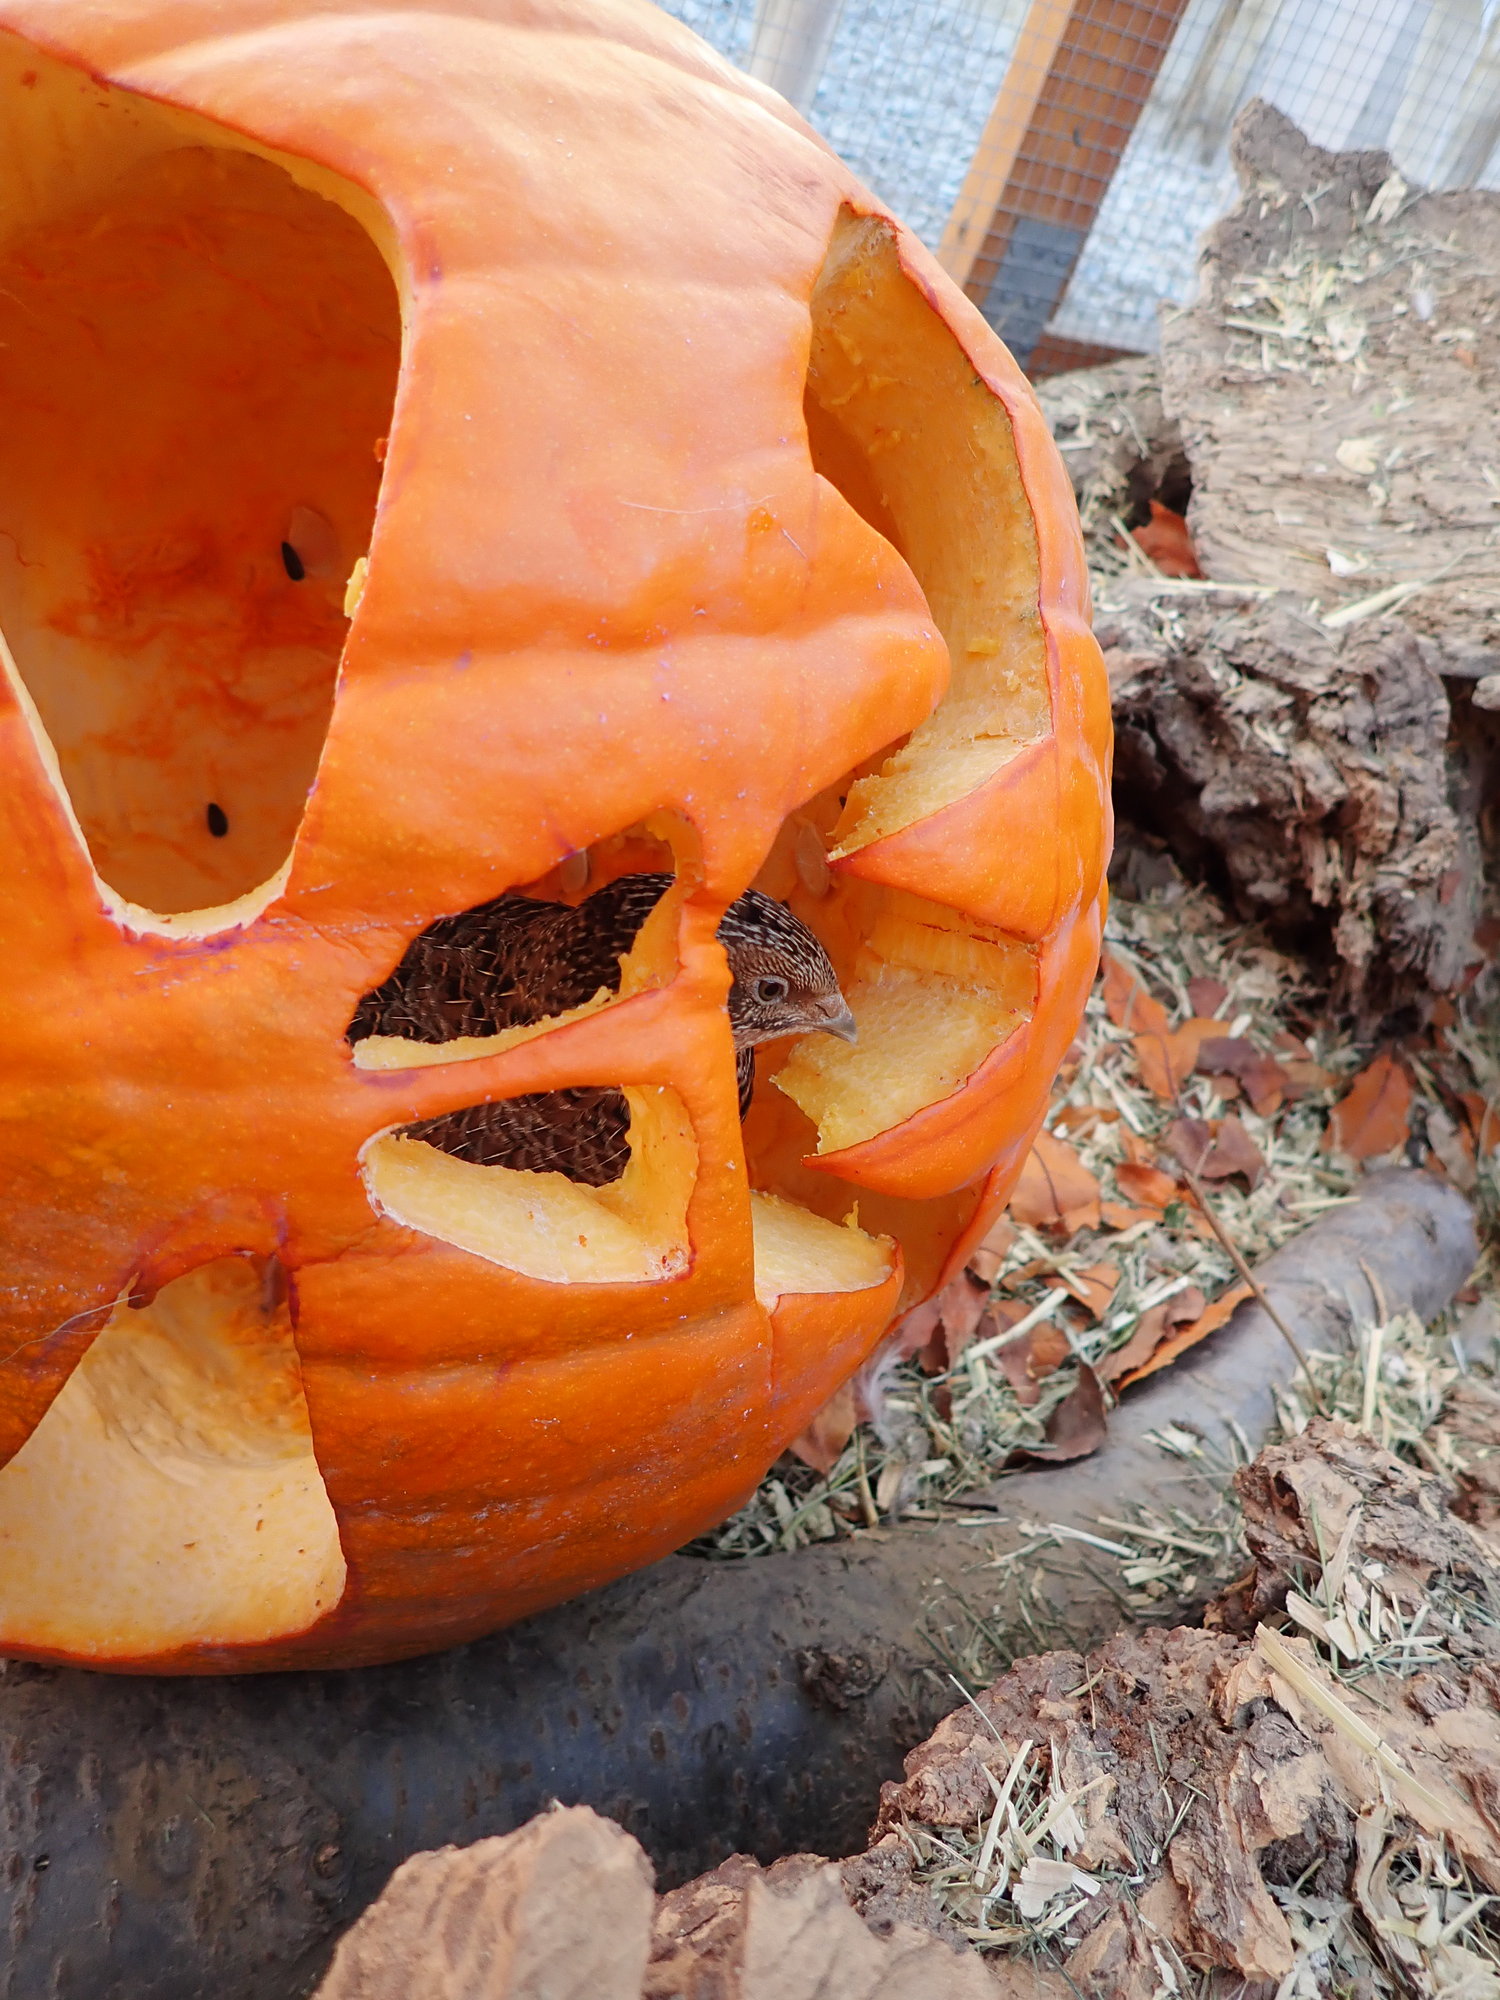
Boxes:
[1009,1131,1101,1234]
[1281,1057,1337,1099]
[1131,500,1203,578]
[1036,1363,1107,1461]
[995,1317,1072,1406]
[1329,1054,1412,1161]
[1459,1092,1500,1156]
[788,1379,857,1475]
[1113,1160,1181,1211]
[1052,1104,1119,1136]
[1116,1282,1254,1389]
[1099,1285,1205,1385]
[1134,1017,1230,1101]
[1059,1262,1120,1319]
[1196,1035,1289,1117]
[966,1215,1016,1285]
[1099,1200,1161,1231]
[1101,950,1169,1035]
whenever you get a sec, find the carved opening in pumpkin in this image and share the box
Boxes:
[804,209,1050,855]
[772,880,1037,1153]
[747,791,1037,1167]
[0,37,400,923]
[742,214,1047,1164]
[352,828,894,1298]
[0,1256,344,1659]
[355,855,700,1283]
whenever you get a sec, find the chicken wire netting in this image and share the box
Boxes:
[662,0,1500,373]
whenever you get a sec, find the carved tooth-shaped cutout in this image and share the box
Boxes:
[771,882,1037,1154]
[804,210,1050,855]
[363,1083,697,1284]
[0,1256,344,1657]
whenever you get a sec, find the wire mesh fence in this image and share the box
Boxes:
[662,0,1500,373]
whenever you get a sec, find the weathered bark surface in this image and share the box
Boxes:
[1101,578,1487,1017]
[313,1808,1017,2000]
[1042,102,1500,1022]
[870,1420,1500,1998]
[1034,356,1187,546]
[642,1850,1011,1999]
[315,1809,654,2000]
[1165,101,1500,638]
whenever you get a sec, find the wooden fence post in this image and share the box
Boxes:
[745,0,844,114]
[938,0,1193,373]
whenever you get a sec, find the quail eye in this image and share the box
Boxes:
[755,976,789,1005]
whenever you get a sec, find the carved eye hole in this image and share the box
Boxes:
[755,976,789,1006]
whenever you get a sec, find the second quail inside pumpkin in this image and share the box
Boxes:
[350,872,856,1185]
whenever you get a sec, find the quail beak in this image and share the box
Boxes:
[818,996,858,1045]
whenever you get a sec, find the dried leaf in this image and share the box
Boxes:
[1057,1263,1120,1319]
[965,1216,1016,1286]
[1100,950,1169,1035]
[1035,1363,1107,1461]
[1009,1132,1101,1234]
[788,1380,857,1475]
[1052,1104,1120,1137]
[1114,1161,1181,1211]
[1165,1115,1266,1189]
[1162,1117,1214,1174]
[1099,1200,1162,1230]
[1131,501,1203,578]
[1281,1056,1338,1100]
[1204,1116,1267,1188]
[1096,1192,1168,1224]
[1116,1283,1254,1389]
[892,1271,988,1368]
[1459,1091,1500,1155]
[1196,1035,1290,1117]
[1099,1286,1206,1384]
[1187,975,1229,1018]
[1329,1054,1412,1161]
[995,1318,1072,1406]
[1134,1018,1230,1100]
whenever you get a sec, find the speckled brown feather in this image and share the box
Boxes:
[350,874,848,1185]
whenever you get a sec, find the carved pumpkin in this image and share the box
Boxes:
[0,0,1109,1670]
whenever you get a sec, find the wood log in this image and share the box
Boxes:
[1040,102,1500,1024]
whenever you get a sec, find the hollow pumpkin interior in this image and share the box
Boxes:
[0,33,400,925]
[750,212,1048,1169]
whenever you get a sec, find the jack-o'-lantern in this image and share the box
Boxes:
[0,0,1109,1670]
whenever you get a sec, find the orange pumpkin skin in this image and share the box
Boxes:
[0,0,1110,1670]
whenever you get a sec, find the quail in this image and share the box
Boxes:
[350,872,855,1185]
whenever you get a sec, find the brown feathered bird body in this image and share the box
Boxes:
[350,873,853,1185]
